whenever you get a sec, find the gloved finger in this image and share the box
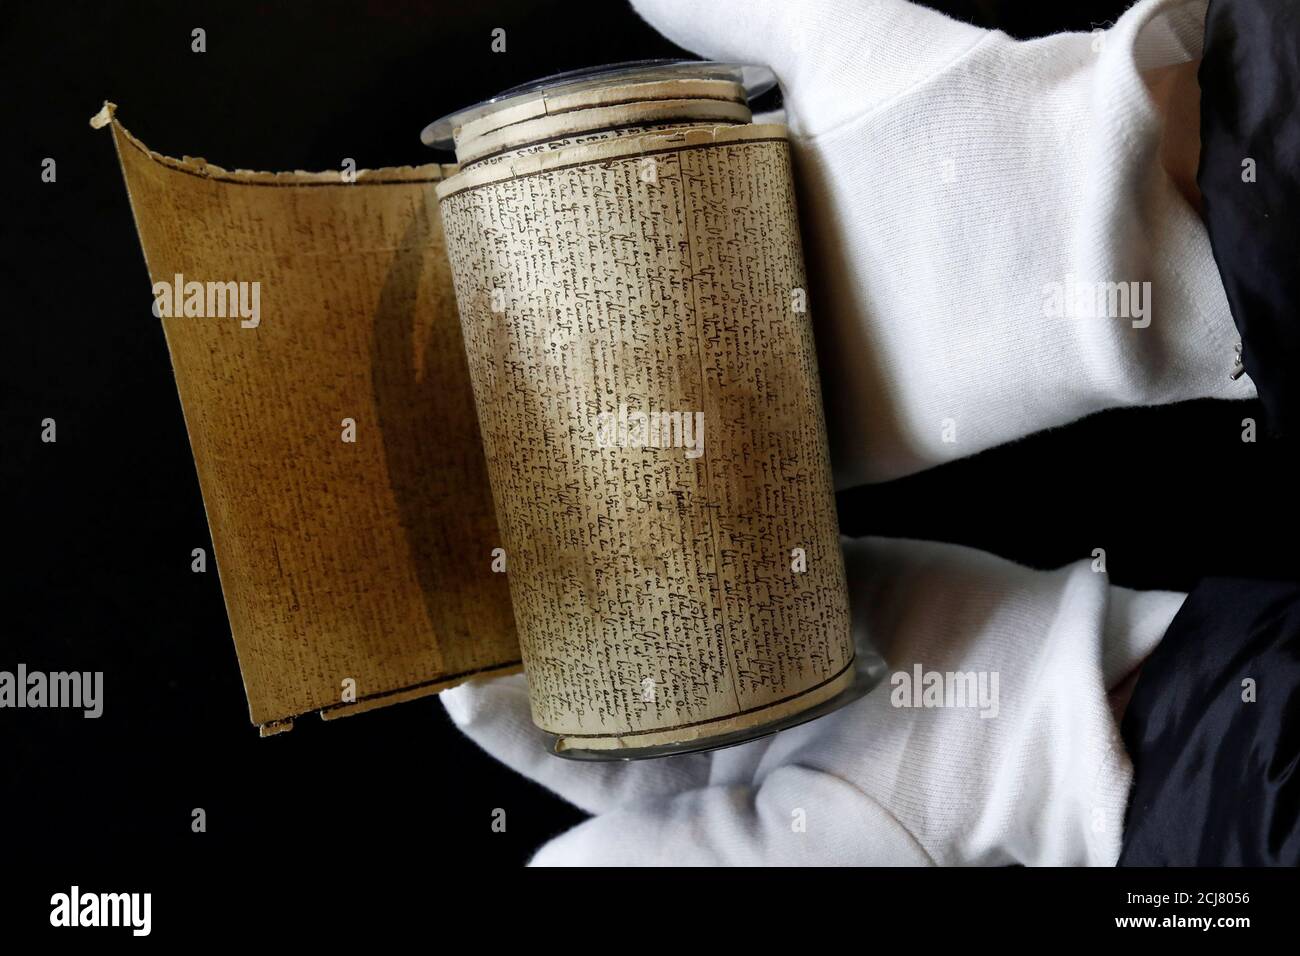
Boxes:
[440,673,711,815]
[841,535,1184,690]
[529,764,934,865]
[629,0,988,135]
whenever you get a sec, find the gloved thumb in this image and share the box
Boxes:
[441,673,711,815]
[530,764,934,865]
[629,0,989,136]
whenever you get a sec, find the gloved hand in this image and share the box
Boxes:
[442,537,1185,865]
[631,0,1253,484]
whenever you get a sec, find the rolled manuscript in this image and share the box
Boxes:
[99,60,863,755]
[434,64,855,754]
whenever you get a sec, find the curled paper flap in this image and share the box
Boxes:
[97,104,520,732]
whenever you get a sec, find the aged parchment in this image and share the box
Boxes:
[96,104,520,734]
[439,109,853,750]
[98,74,852,750]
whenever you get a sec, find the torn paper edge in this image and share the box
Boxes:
[92,101,456,185]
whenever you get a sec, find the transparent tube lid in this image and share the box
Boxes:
[420,59,776,150]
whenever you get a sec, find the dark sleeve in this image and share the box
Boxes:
[1118,579,1300,866]
[1196,0,1300,440]
[1116,1,1300,866]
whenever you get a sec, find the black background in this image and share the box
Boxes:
[2,0,1295,885]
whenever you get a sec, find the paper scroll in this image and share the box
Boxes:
[438,88,853,751]
[98,67,854,752]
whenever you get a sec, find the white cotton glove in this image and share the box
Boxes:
[442,537,1185,866]
[632,0,1253,484]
